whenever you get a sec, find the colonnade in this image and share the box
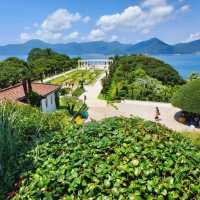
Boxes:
[78,59,113,70]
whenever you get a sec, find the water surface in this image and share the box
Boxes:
[154,54,200,79]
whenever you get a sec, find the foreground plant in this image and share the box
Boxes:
[0,101,68,199]
[0,102,19,189]
[13,117,200,199]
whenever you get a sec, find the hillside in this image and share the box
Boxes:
[127,38,174,54]
[174,40,200,54]
[1,38,200,56]
[101,55,183,102]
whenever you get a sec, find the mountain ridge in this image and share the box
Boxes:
[0,38,200,56]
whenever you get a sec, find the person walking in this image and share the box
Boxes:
[84,95,87,103]
[155,107,161,121]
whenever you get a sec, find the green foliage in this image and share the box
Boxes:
[27,91,42,107]
[60,88,71,96]
[126,69,179,102]
[118,55,183,85]
[13,117,200,199]
[104,67,179,102]
[0,102,67,198]
[28,48,78,81]
[72,87,85,97]
[0,48,77,89]
[55,92,60,108]
[101,55,183,102]
[0,57,28,88]
[59,96,84,116]
[181,131,200,146]
[49,69,103,85]
[0,102,19,192]
[171,79,200,114]
[188,72,200,82]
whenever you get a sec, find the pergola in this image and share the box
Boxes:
[78,59,113,70]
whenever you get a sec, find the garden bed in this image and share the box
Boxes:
[49,69,103,85]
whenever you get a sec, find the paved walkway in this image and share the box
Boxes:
[80,74,199,132]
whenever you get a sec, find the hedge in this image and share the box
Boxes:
[171,79,200,114]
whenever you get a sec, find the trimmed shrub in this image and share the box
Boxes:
[171,79,200,114]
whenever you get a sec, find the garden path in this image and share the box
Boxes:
[80,73,199,132]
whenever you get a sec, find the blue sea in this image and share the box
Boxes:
[0,54,200,79]
[154,54,200,79]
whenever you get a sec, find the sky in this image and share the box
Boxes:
[0,0,199,45]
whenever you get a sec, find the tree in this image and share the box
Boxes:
[0,57,27,88]
[112,55,184,85]
[27,48,76,78]
[0,57,34,101]
[171,79,200,114]
[188,72,200,82]
[101,55,181,102]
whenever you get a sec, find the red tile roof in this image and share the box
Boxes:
[0,83,60,101]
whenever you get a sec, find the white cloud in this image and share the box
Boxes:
[20,9,89,43]
[87,29,106,41]
[82,16,91,23]
[96,1,174,34]
[179,4,191,12]
[185,33,200,42]
[35,30,62,41]
[142,0,167,8]
[110,35,118,41]
[20,1,187,43]
[97,6,144,32]
[142,29,151,34]
[20,30,63,42]
[64,31,79,42]
[41,9,81,32]
[83,0,176,42]
[20,32,32,42]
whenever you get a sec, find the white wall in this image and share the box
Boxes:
[41,93,57,112]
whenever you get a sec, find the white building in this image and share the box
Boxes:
[40,91,58,112]
[78,59,113,70]
[0,83,60,112]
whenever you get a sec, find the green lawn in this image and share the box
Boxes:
[49,69,103,85]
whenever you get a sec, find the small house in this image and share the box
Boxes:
[0,83,60,112]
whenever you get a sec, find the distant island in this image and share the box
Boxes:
[1,37,200,56]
